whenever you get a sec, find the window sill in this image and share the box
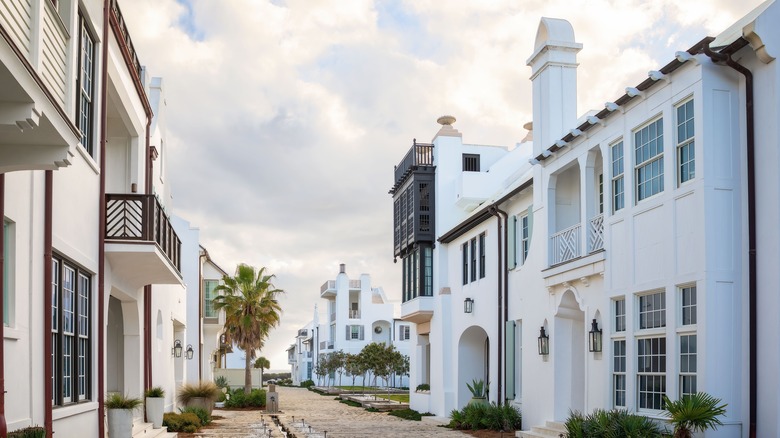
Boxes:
[75,143,100,175]
[3,326,23,340]
[53,401,98,420]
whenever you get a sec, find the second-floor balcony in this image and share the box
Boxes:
[104,194,182,288]
[550,213,604,265]
[321,280,336,298]
[349,310,361,319]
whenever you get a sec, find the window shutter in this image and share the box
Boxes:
[508,215,517,269]
[346,325,350,340]
[505,320,516,400]
[527,205,534,241]
[359,325,364,340]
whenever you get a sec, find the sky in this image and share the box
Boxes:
[119,0,765,371]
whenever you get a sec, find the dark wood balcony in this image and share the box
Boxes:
[104,194,183,288]
[390,140,434,194]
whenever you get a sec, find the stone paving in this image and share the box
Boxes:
[196,386,469,438]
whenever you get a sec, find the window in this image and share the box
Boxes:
[679,334,697,398]
[478,233,486,279]
[639,292,665,329]
[422,246,433,297]
[399,325,411,341]
[347,325,364,340]
[681,286,696,326]
[637,337,666,410]
[203,279,219,318]
[676,99,695,184]
[52,256,92,406]
[463,154,480,172]
[598,174,604,214]
[635,118,664,201]
[613,339,626,407]
[520,214,530,263]
[3,220,11,326]
[614,298,626,332]
[462,243,468,285]
[470,238,477,282]
[611,140,625,211]
[77,14,96,156]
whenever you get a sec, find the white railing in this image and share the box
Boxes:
[320,280,335,293]
[551,223,581,265]
[349,280,361,289]
[330,312,336,322]
[349,310,360,319]
[588,213,604,253]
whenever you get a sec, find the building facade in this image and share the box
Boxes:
[392,3,780,437]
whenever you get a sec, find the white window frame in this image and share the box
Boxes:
[520,214,530,264]
[399,325,411,341]
[676,98,695,185]
[636,336,667,411]
[3,220,13,327]
[680,285,697,327]
[634,117,665,202]
[613,339,627,408]
[614,297,626,332]
[678,284,697,399]
[638,291,666,330]
[611,140,625,212]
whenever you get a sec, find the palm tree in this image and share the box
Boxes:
[212,264,284,394]
[663,393,727,438]
[254,356,271,386]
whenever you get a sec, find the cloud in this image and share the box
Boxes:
[120,0,764,371]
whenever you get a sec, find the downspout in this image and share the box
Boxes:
[700,38,756,438]
[98,1,111,435]
[143,84,153,393]
[489,206,506,406]
[0,174,6,438]
[198,250,207,381]
[44,171,53,437]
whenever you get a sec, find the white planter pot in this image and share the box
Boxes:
[107,408,134,438]
[146,397,164,428]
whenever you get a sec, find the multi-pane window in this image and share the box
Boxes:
[204,279,219,318]
[676,99,695,184]
[615,298,626,332]
[348,325,364,340]
[462,243,468,285]
[470,238,477,282]
[399,325,411,341]
[422,247,433,297]
[77,15,96,156]
[637,337,666,410]
[681,286,696,326]
[613,340,626,407]
[611,141,625,211]
[52,256,91,406]
[520,215,530,263]
[679,334,697,398]
[478,233,486,279]
[463,154,480,172]
[635,118,664,201]
[639,292,666,329]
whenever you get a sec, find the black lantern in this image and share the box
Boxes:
[186,344,195,360]
[537,326,549,355]
[172,339,183,358]
[588,318,603,352]
[464,298,474,314]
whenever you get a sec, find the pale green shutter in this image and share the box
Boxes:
[505,320,516,400]
[507,216,517,269]
[527,205,534,244]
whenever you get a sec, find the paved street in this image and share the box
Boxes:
[196,386,469,438]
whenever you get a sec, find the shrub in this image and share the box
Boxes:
[144,386,165,398]
[8,426,46,438]
[563,409,665,438]
[300,379,315,388]
[177,381,221,405]
[105,393,143,410]
[340,399,362,408]
[224,388,266,408]
[389,409,423,421]
[214,375,229,389]
[180,406,211,425]
[448,402,522,431]
[415,384,430,392]
[163,412,202,432]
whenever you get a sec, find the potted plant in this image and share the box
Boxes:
[144,386,165,429]
[466,379,487,405]
[177,381,221,416]
[106,393,143,438]
[663,392,727,438]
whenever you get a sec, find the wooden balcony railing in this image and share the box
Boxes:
[391,140,434,193]
[105,194,181,272]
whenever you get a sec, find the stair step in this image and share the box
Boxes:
[516,420,567,438]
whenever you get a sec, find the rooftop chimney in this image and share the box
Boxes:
[339,263,346,274]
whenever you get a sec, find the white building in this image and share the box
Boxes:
[0,1,222,436]
[392,2,780,437]
[288,264,411,387]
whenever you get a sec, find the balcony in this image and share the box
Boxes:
[321,280,336,298]
[390,141,434,194]
[455,171,493,212]
[349,279,361,289]
[104,194,183,288]
[550,214,605,266]
[319,341,334,350]
[297,329,309,337]
[349,310,361,319]
[0,0,79,172]
[401,295,434,325]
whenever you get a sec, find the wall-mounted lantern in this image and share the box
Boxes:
[588,318,603,353]
[537,326,549,355]
[172,339,183,358]
[464,298,474,314]
[186,344,195,360]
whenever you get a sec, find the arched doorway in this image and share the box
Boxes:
[554,290,585,420]
[458,326,489,408]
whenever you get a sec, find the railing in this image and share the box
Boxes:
[392,141,434,191]
[349,279,361,289]
[105,194,182,272]
[297,329,308,337]
[551,223,581,265]
[319,341,334,350]
[588,213,604,253]
[330,312,336,322]
[110,0,142,81]
[320,280,335,293]
[349,310,361,319]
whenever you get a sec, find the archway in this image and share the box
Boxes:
[554,290,585,420]
[458,325,489,408]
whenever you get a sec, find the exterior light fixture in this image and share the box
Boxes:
[589,319,603,352]
[173,339,183,358]
[186,344,195,360]
[537,326,549,355]
[464,297,474,314]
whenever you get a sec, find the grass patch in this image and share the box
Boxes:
[365,407,379,412]
[375,394,410,403]
[389,409,424,421]
[339,399,363,408]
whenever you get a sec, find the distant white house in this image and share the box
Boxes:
[391,2,780,437]
[289,264,411,387]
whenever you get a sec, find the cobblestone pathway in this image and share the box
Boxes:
[195,386,469,438]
